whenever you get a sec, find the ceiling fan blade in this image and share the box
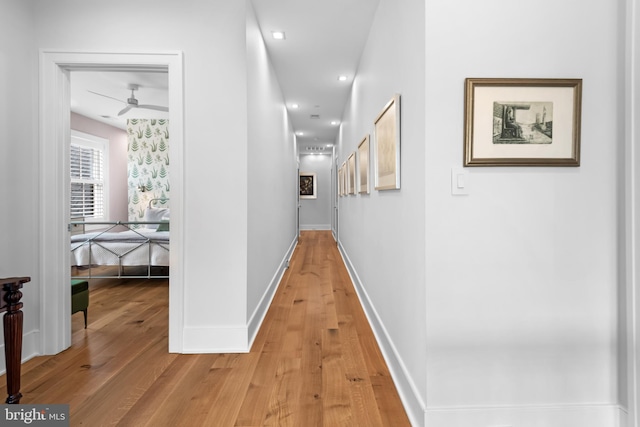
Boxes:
[117,105,134,116]
[87,90,126,104]
[137,104,169,113]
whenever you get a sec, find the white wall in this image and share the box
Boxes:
[0,0,40,366]
[336,0,625,425]
[299,154,332,230]
[70,113,128,222]
[246,1,298,339]
[13,0,296,353]
[422,0,620,425]
[31,0,250,352]
[336,0,427,424]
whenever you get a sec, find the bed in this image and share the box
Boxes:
[71,200,170,279]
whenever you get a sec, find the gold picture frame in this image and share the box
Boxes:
[339,161,347,197]
[357,134,370,194]
[464,78,582,166]
[374,94,401,190]
[347,152,356,195]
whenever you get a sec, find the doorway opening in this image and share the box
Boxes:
[39,50,184,355]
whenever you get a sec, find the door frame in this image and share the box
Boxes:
[625,0,639,423]
[332,147,339,243]
[39,50,185,354]
[296,162,301,239]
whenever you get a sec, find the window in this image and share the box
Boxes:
[70,131,109,220]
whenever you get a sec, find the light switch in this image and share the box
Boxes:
[451,167,469,195]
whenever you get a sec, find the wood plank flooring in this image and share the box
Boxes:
[0,230,410,426]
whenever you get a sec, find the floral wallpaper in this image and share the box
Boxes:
[127,119,170,222]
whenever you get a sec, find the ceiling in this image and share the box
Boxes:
[69,0,380,154]
[71,71,169,127]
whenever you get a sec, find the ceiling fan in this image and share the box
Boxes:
[88,84,168,116]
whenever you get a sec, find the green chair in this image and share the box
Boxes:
[71,280,89,328]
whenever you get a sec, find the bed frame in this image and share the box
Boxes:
[70,199,169,279]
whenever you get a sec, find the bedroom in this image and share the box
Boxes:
[69,70,171,280]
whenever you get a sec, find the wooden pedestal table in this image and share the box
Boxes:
[0,277,29,404]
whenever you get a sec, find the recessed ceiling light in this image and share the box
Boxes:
[272,31,286,40]
[338,75,348,81]
[331,121,339,126]
[291,103,299,109]
[297,131,304,136]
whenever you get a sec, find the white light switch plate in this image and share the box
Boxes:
[451,167,469,195]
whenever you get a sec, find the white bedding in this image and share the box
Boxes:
[71,229,170,267]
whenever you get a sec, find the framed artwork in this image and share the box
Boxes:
[347,152,356,195]
[339,162,347,197]
[357,134,370,194]
[464,78,582,166]
[299,172,317,199]
[374,94,401,190]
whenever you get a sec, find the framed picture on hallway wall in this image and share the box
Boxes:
[358,134,370,194]
[464,78,582,166]
[339,162,347,197]
[374,94,401,190]
[299,172,317,199]
[347,152,356,195]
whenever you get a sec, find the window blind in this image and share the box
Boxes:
[70,144,104,219]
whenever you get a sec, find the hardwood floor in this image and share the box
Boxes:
[0,230,410,426]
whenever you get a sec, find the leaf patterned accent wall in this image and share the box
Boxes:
[127,119,170,222]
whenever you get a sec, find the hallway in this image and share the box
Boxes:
[1,231,409,426]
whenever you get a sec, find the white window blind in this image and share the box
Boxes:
[70,131,108,220]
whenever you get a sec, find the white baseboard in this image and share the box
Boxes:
[299,224,331,230]
[338,239,628,427]
[0,329,41,375]
[247,236,298,347]
[182,325,249,353]
[182,236,298,354]
[424,403,623,427]
[337,241,426,427]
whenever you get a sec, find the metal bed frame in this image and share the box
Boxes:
[70,199,169,279]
